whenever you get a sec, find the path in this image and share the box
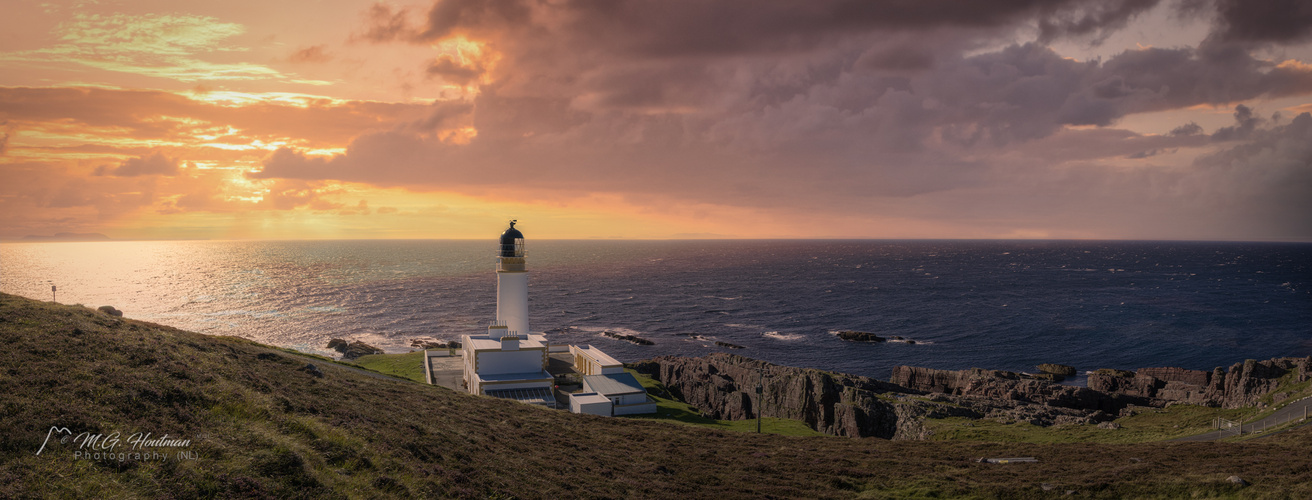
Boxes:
[1174,396,1312,441]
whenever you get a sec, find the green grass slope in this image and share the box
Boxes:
[349,351,427,383]
[3,293,1312,499]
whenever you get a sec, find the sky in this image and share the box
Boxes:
[2,0,1311,241]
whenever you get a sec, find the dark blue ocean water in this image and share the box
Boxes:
[3,240,1309,380]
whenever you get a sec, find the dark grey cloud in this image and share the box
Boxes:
[1211,0,1312,44]
[1127,147,1175,159]
[367,0,1161,57]
[357,3,416,42]
[426,54,484,85]
[1096,41,1312,114]
[403,99,475,134]
[1169,122,1204,136]
[1211,104,1263,141]
[288,0,1312,240]
[1193,111,1312,235]
[1036,0,1160,44]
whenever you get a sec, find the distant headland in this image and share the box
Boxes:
[11,233,112,242]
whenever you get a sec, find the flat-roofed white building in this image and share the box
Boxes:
[568,392,613,416]
[581,372,657,415]
[571,344,624,375]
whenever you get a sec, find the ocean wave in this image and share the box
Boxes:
[762,331,804,341]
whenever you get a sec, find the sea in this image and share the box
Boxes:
[2,239,1309,381]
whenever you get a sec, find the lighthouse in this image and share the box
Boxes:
[459,220,552,402]
[495,220,529,339]
[447,220,656,414]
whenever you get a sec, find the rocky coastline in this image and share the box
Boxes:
[634,353,1312,440]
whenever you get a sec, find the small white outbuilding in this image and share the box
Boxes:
[569,392,613,416]
[581,372,657,415]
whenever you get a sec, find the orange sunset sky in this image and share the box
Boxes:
[2,0,1311,241]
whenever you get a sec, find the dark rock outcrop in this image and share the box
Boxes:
[889,365,1135,413]
[635,354,1107,439]
[603,331,654,345]
[634,354,929,438]
[638,353,1310,441]
[300,363,324,378]
[1037,363,1076,376]
[835,331,884,342]
[327,338,384,360]
[1088,358,1311,409]
[413,338,461,349]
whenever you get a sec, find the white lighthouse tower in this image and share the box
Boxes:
[495,220,529,338]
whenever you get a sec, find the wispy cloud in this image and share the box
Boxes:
[0,13,325,84]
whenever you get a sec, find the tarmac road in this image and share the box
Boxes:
[1174,396,1312,441]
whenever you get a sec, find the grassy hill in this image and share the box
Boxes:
[3,293,1311,498]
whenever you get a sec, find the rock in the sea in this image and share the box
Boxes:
[835,331,884,342]
[603,331,654,345]
[410,339,448,349]
[97,305,123,317]
[1037,363,1076,376]
[714,341,746,349]
[328,339,384,360]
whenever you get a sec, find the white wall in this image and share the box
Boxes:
[616,392,648,406]
[612,401,657,416]
[496,271,529,336]
[476,349,544,375]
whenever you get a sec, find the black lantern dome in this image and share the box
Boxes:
[499,220,525,257]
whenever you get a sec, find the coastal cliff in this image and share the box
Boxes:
[634,354,1110,439]
[639,353,1312,440]
[632,353,925,439]
[889,365,1142,413]
[1088,358,1312,409]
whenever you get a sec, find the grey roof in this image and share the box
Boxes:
[583,372,646,396]
[483,387,555,407]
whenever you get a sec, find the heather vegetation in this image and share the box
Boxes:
[4,293,1312,498]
